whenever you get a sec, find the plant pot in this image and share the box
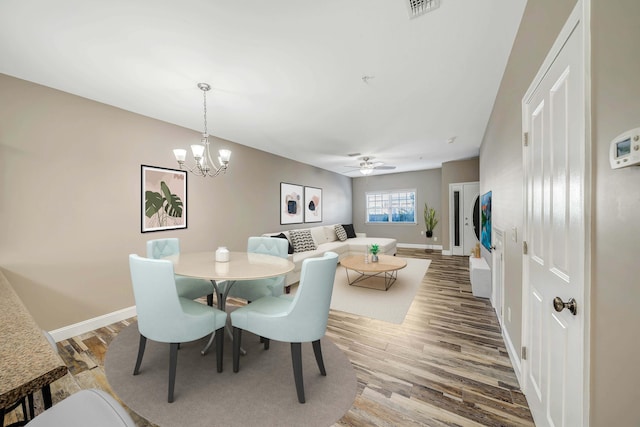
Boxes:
[371,254,379,262]
[426,230,433,238]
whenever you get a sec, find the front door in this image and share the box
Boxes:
[522,3,587,426]
[450,182,479,256]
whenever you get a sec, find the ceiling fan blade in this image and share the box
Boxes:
[373,165,396,170]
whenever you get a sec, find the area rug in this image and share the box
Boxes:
[105,322,357,427]
[329,257,430,324]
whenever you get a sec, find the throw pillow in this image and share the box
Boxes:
[271,233,294,255]
[335,224,348,242]
[342,224,357,239]
[289,229,317,253]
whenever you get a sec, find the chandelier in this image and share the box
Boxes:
[173,83,231,177]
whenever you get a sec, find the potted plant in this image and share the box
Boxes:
[424,203,438,238]
[370,243,380,262]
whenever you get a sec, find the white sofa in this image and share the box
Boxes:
[263,224,397,288]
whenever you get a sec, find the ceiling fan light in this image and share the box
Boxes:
[360,167,373,176]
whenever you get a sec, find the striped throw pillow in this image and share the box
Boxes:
[335,225,348,242]
[289,229,317,253]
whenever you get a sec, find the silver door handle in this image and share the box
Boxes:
[553,297,577,315]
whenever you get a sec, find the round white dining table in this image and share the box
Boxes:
[165,251,294,285]
[164,251,295,354]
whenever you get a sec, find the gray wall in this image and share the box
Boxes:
[352,169,441,245]
[482,0,640,424]
[480,0,576,363]
[0,74,351,329]
[590,1,640,423]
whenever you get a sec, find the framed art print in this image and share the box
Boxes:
[304,186,322,223]
[141,165,187,233]
[280,182,303,224]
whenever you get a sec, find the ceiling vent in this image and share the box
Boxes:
[407,0,440,19]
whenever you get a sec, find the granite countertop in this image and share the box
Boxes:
[0,270,68,409]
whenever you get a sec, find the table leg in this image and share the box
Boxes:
[201,280,246,356]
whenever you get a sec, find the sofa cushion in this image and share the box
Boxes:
[289,229,317,253]
[309,226,327,246]
[342,224,357,238]
[271,233,294,254]
[318,241,350,255]
[346,237,396,254]
[335,225,348,241]
[323,225,338,242]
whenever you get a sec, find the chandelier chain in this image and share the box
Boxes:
[203,89,208,135]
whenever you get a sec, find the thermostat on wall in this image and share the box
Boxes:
[610,127,640,169]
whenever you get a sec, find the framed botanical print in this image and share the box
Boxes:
[141,165,187,233]
[304,186,322,223]
[280,182,303,224]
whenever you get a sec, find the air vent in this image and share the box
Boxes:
[407,0,440,19]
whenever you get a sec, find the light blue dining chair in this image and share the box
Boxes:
[129,254,227,403]
[230,251,338,403]
[218,236,289,302]
[26,389,135,427]
[146,238,215,306]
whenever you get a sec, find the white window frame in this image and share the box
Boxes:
[365,189,417,224]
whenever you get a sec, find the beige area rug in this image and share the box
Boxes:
[105,322,356,427]
[328,257,430,324]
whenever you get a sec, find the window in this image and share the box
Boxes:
[365,190,416,224]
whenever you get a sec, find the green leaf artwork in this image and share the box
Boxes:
[145,181,183,227]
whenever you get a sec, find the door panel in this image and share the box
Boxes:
[450,182,479,256]
[463,183,479,254]
[523,5,585,426]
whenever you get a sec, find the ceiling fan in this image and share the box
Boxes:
[344,156,397,175]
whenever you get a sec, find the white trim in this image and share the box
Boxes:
[502,324,522,385]
[582,1,592,424]
[48,306,137,342]
[442,249,452,256]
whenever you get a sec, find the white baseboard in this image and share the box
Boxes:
[502,325,523,385]
[442,249,452,255]
[49,306,137,342]
[397,242,443,251]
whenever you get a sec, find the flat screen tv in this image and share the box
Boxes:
[481,191,492,252]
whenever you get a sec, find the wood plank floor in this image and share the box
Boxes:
[5,249,534,426]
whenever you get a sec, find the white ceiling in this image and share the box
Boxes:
[0,0,526,177]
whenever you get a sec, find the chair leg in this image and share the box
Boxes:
[133,334,147,375]
[215,327,224,373]
[28,393,34,419]
[232,327,242,373]
[291,342,305,403]
[168,343,179,403]
[207,293,214,306]
[312,340,326,376]
[263,338,270,350]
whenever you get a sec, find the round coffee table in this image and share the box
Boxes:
[340,254,407,291]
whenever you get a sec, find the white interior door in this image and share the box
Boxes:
[462,182,480,254]
[450,182,479,256]
[522,3,587,426]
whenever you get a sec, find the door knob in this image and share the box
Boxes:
[553,297,577,315]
